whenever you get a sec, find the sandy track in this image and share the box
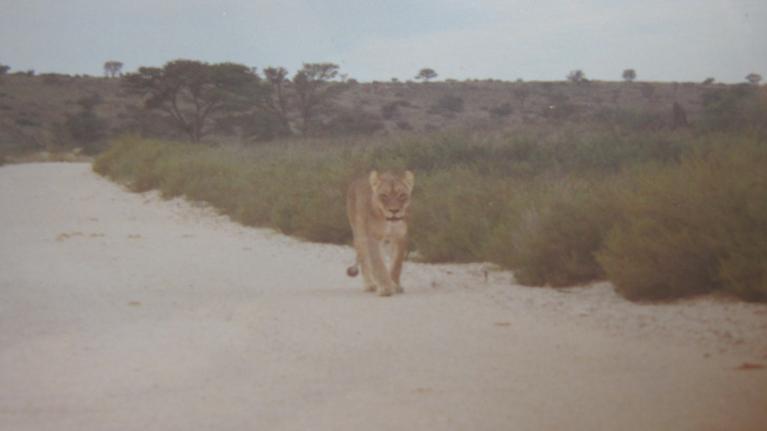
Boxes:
[1,163,766,431]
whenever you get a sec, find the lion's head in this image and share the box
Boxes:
[369,170,415,222]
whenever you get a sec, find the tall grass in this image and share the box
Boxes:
[94,129,767,302]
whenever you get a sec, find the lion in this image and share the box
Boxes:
[346,170,415,296]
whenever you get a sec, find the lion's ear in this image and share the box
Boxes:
[369,170,380,189]
[403,170,415,191]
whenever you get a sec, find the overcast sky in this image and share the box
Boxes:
[1,0,765,83]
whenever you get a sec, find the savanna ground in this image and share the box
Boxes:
[1,162,766,431]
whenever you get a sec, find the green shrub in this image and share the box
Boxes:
[598,136,767,301]
[485,180,618,286]
[409,169,512,262]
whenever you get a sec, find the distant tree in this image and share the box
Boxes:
[622,69,636,83]
[292,62,349,135]
[123,60,261,142]
[103,61,124,78]
[0,64,9,75]
[702,77,715,85]
[745,73,762,85]
[261,66,292,133]
[415,68,438,82]
[567,69,586,83]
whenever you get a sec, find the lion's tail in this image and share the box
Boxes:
[346,262,359,277]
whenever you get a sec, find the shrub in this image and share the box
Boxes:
[598,136,767,301]
[486,180,618,286]
[322,110,384,136]
[489,102,514,118]
[429,95,464,115]
[700,85,767,133]
[409,169,512,262]
[66,110,109,153]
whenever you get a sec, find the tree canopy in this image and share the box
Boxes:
[123,60,263,142]
[415,68,438,82]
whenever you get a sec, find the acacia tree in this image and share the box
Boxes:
[123,60,262,142]
[622,69,636,82]
[567,69,586,83]
[415,68,437,82]
[745,73,762,85]
[103,61,124,78]
[292,62,348,135]
[261,66,292,133]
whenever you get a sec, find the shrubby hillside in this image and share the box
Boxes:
[3,61,759,157]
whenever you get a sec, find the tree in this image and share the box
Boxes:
[261,66,292,133]
[0,64,9,75]
[103,61,124,78]
[292,63,348,135]
[415,68,438,82]
[622,69,636,83]
[745,73,762,85]
[567,69,586,83]
[123,60,261,142]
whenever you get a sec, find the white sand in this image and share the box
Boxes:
[1,162,766,431]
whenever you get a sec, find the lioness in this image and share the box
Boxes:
[346,170,415,296]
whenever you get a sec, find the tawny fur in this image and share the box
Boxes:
[346,170,414,297]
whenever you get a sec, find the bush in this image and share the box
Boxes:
[489,102,514,118]
[429,95,464,115]
[66,110,109,153]
[700,85,767,134]
[598,136,767,301]
[485,180,618,286]
[409,169,512,262]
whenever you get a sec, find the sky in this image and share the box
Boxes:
[0,0,765,83]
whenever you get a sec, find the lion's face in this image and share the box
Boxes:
[369,170,415,222]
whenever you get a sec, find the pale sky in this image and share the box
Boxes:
[1,0,765,83]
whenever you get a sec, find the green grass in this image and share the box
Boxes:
[94,129,767,302]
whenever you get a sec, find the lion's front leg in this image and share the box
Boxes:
[389,238,407,293]
[367,239,397,297]
[354,236,377,292]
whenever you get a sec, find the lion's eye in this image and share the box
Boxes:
[379,194,388,201]
[397,194,407,201]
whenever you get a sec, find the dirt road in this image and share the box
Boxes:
[1,163,765,431]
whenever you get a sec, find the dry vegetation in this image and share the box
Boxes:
[0,69,728,157]
[94,125,767,302]
[3,66,766,302]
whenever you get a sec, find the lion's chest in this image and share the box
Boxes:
[373,220,407,241]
